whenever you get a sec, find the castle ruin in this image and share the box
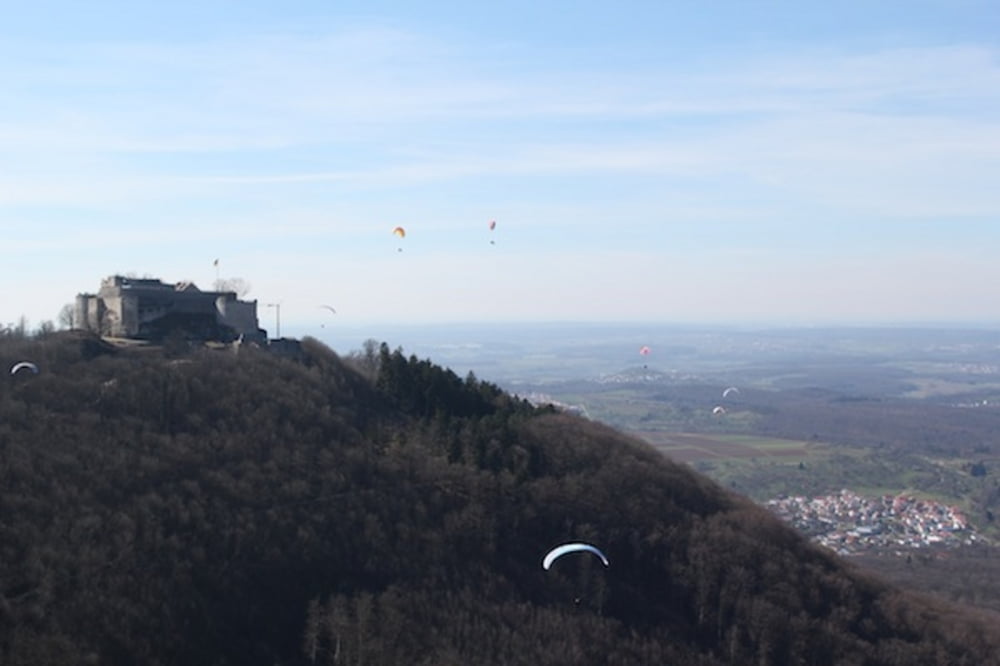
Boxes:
[74,275,267,343]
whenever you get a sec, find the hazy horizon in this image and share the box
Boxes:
[288,319,1000,387]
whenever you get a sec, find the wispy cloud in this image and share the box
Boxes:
[3,30,997,147]
[2,25,999,314]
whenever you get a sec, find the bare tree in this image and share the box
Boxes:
[58,303,75,330]
[35,320,55,338]
[214,278,252,298]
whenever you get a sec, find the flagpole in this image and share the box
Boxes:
[266,303,281,338]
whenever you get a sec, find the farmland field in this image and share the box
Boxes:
[634,432,813,463]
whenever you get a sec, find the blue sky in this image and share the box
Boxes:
[2,1,999,332]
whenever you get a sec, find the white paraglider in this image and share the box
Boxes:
[10,361,39,376]
[542,543,610,570]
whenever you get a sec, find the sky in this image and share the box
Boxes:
[2,0,999,333]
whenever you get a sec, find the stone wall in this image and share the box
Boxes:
[73,275,266,342]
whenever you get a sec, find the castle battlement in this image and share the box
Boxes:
[75,275,267,343]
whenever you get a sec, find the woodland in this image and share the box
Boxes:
[0,330,998,665]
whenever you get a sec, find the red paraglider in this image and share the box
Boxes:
[639,345,651,369]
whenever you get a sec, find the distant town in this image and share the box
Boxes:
[766,490,980,556]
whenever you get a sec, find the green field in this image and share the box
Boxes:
[635,432,816,463]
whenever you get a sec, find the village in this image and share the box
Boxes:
[766,489,981,556]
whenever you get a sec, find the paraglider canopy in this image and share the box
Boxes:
[392,226,406,252]
[722,386,740,398]
[10,361,39,376]
[319,305,337,327]
[639,345,651,356]
[712,405,727,415]
[542,543,610,570]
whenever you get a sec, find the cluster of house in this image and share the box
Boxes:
[952,398,996,408]
[766,489,979,556]
[595,369,687,384]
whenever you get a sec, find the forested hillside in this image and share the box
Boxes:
[1,331,998,665]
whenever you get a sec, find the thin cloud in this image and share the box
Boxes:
[3,33,997,151]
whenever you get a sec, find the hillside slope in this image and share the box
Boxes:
[0,332,997,665]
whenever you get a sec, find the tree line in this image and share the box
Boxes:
[0,331,998,664]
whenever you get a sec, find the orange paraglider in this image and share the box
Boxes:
[392,226,406,252]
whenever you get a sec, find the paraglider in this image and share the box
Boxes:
[488,219,496,245]
[542,543,610,570]
[392,226,406,252]
[639,345,651,356]
[10,361,38,376]
[712,406,727,416]
[319,305,336,328]
[722,386,740,398]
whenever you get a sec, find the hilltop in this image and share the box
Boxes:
[0,331,998,665]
